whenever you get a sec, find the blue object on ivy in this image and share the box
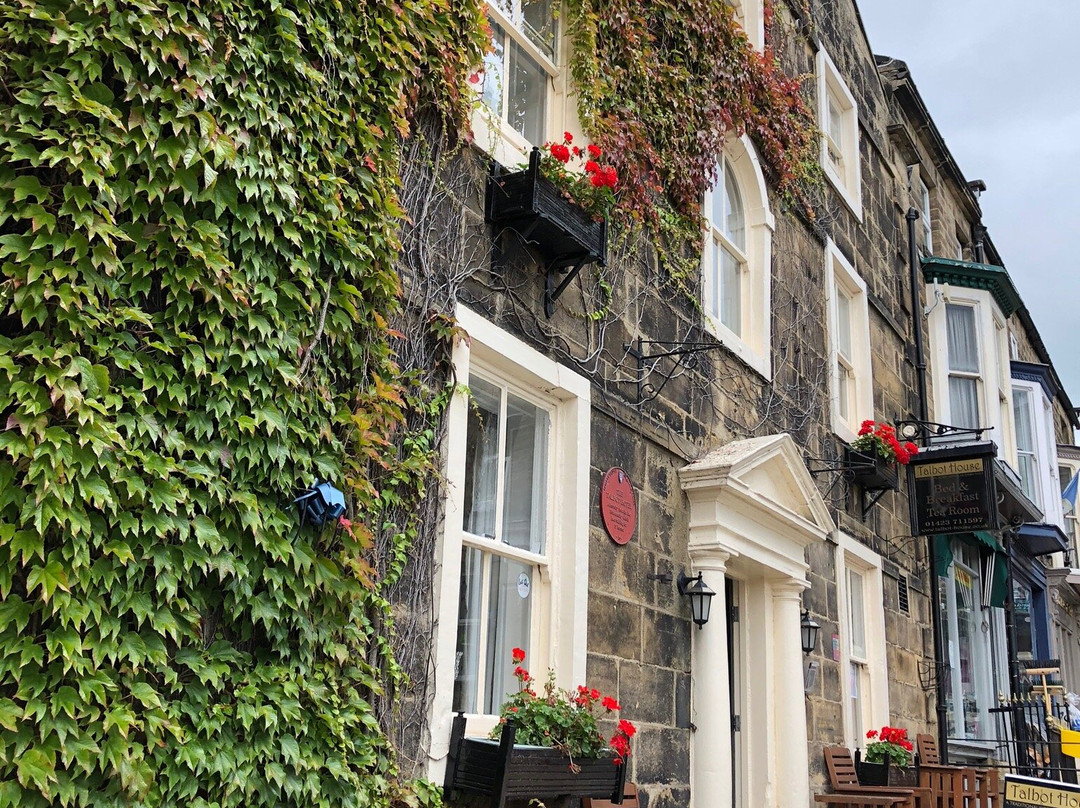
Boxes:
[294,481,347,527]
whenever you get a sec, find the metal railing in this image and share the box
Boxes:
[990,692,1078,783]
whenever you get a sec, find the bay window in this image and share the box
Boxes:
[1013,387,1040,506]
[945,303,981,431]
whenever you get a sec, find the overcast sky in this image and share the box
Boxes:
[857,1,1080,412]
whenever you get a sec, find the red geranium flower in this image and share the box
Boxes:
[512,647,525,663]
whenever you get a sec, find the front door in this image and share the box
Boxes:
[727,577,743,808]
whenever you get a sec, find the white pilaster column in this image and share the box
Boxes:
[771,580,810,808]
[690,552,731,808]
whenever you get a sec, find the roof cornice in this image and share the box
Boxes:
[1011,361,1058,401]
[920,257,1023,317]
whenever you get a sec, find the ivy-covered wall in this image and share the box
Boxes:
[0,1,482,805]
[0,0,830,803]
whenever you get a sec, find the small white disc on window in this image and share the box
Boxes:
[517,573,531,599]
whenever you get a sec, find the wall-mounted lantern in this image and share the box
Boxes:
[678,571,716,629]
[801,610,821,655]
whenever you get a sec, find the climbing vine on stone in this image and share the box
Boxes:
[0,0,484,806]
[565,0,819,236]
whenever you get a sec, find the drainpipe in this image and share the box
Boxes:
[907,209,930,427]
[908,207,950,763]
[972,223,987,264]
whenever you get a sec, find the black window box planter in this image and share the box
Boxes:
[443,713,626,808]
[854,751,918,788]
[485,147,608,317]
[843,446,900,492]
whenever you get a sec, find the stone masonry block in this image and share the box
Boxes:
[619,661,674,726]
[589,593,642,661]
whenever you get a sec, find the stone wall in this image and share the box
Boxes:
[393,0,1028,802]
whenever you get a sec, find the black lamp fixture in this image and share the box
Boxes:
[801,609,821,655]
[678,571,716,629]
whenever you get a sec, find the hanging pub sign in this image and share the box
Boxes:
[906,441,999,536]
[600,467,637,546]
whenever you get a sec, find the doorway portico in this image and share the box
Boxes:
[679,434,833,808]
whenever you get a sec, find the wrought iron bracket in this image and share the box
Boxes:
[918,658,951,692]
[859,488,890,521]
[544,257,588,318]
[626,337,725,405]
[895,418,989,442]
[807,457,895,521]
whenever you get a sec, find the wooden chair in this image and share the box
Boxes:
[917,761,970,808]
[584,783,638,808]
[916,734,999,808]
[815,746,924,808]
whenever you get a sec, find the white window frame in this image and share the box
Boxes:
[939,542,999,742]
[1060,458,1080,558]
[471,2,570,168]
[702,134,775,380]
[918,178,934,255]
[836,533,889,752]
[428,305,590,778]
[1012,386,1042,508]
[926,289,1016,449]
[825,240,873,444]
[726,0,765,51]
[816,48,862,218]
[1011,377,1062,523]
[994,315,1015,466]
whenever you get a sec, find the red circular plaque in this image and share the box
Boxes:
[600,467,637,546]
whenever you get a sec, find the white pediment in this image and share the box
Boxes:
[678,434,833,583]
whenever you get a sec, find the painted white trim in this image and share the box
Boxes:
[924,286,1016,454]
[679,434,830,808]
[469,3,581,169]
[1012,378,1062,523]
[427,305,590,780]
[702,134,774,380]
[824,240,873,444]
[918,177,934,255]
[728,0,766,51]
[816,47,862,220]
[835,533,889,752]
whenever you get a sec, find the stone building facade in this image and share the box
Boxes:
[395,0,1079,806]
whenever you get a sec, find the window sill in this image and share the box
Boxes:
[822,161,863,222]
[832,419,860,448]
[470,109,532,174]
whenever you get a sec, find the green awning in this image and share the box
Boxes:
[933,533,1008,608]
[934,534,953,577]
[972,530,1004,553]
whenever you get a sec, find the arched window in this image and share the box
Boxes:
[705,158,746,335]
[702,136,774,378]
